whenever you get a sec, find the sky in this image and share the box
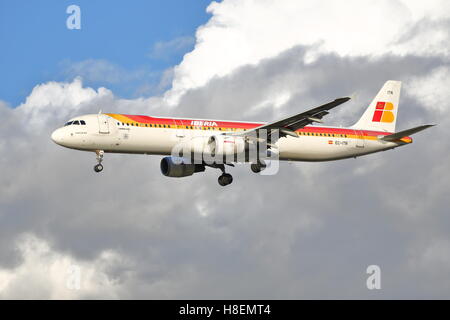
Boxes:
[0,0,450,299]
[0,0,211,105]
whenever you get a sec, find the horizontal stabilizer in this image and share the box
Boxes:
[380,125,435,142]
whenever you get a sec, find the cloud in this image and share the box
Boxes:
[149,36,195,60]
[17,77,113,130]
[1,52,449,298]
[0,0,450,299]
[0,234,130,299]
[61,59,127,84]
[406,66,450,113]
[59,59,171,98]
[165,0,450,105]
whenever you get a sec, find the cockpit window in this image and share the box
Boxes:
[64,120,86,126]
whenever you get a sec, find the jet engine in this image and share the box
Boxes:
[160,157,205,177]
[207,135,246,158]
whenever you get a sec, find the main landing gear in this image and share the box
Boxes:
[218,173,233,186]
[94,150,104,173]
[250,160,266,173]
[209,163,233,187]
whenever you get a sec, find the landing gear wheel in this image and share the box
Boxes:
[94,150,104,173]
[251,163,261,173]
[251,161,266,173]
[218,173,233,186]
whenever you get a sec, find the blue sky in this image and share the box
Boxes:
[0,0,212,106]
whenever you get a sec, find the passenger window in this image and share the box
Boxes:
[80,120,86,125]
[73,120,80,125]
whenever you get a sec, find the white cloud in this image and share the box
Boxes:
[0,234,131,299]
[410,239,450,270]
[149,36,195,59]
[165,0,450,105]
[406,66,450,113]
[61,59,125,84]
[1,0,450,299]
[17,77,112,129]
[1,53,450,299]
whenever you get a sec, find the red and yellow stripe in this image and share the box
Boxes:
[105,113,412,143]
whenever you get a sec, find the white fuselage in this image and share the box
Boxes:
[51,113,406,162]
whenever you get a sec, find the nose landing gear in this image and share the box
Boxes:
[94,150,104,173]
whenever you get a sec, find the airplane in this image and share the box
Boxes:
[51,81,434,186]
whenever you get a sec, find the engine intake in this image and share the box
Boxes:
[160,157,205,178]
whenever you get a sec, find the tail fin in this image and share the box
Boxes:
[352,80,402,132]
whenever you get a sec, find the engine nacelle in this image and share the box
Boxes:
[208,135,246,158]
[160,157,205,178]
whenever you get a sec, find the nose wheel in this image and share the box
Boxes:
[94,150,104,173]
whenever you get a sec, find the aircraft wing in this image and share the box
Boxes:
[232,97,351,143]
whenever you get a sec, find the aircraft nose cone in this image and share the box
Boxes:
[51,129,64,145]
